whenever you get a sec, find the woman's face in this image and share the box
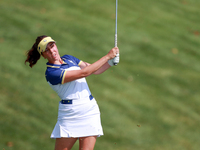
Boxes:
[42,42,61,64]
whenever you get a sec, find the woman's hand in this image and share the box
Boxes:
[107,47,119,59]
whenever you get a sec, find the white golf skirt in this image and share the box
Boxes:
[51,97,103,138]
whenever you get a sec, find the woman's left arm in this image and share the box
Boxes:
[79,61,111,75]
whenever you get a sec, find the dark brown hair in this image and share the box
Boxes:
[25,35,48,68]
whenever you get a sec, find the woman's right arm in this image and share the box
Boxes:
[63,47,118,83]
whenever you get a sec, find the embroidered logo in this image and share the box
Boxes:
[69,60,76,65]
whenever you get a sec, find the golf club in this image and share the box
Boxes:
[113,0,119,66]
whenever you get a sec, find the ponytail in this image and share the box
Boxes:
[25,35,47,68]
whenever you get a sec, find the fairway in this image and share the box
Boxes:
[0,0,200,150]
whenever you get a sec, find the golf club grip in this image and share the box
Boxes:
[114,34,118,66]
[115,33,117,47]
[113,53,119,66]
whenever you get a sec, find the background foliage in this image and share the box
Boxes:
[0,0,200,149]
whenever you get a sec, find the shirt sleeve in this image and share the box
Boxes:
[45,69,66,85]
[62,55,82,66]
[78,60,83,66]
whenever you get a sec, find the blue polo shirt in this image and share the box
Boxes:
[45,55,92,100]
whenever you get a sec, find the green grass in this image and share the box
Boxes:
[1,0,200,149]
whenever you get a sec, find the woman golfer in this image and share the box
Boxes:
[25,35,119,150]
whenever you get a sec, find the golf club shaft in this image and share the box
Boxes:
[115,0,118,47]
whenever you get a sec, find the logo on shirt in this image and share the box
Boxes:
[69,60,76,65]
